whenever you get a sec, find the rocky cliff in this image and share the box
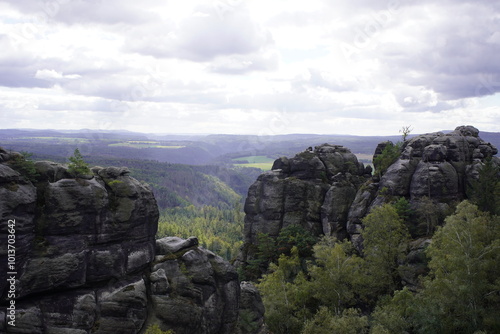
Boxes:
[0,148,264,334]
[240,126,499,265]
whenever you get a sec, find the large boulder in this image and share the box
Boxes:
[148,237,240,334]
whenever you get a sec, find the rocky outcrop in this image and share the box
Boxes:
[240,126,499,265]
[347,125,499,242]
[147,236,240,334]
[240,144,371,265]
[0,148,263,334]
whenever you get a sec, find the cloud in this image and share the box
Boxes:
[0,0,499,135]
[208,52,279,74]
[3,0,157,26]
[373,1,500,100]
[126,3,274,63]
[35,69,81,80]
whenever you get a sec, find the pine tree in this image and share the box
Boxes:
[68,148,91,177]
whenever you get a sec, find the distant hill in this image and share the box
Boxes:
[0,128,498,168]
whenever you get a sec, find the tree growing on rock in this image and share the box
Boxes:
[399,125,413,142]
[9,151,39,182]
[467,158,500,215]
[373,142,401,178]
[67,148,91,177]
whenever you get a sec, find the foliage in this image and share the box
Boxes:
[361,203,410,297]
[302,307,369,334]
[307,238,364,315]
[276,224,317,258]
[414,196,440,236]
[9,151,39,182]
[370,287,416,334]
[241,225,316,280]
[144,324,174,334]
[242,233,279,280]
[67,148,91,176]
[467,157,500,215]
[258,238,368,334]
[372,201,500,334]
[417,201,500,333]
[157,204,243,261]
[392,196,415,235]
[257,247,311,334]
[373,142,401,177]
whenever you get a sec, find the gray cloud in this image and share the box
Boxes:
[126,4,274,63]
[1,0,499,134]
[375,2,500,100]
[3,0,158,26]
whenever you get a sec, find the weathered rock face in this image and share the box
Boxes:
[0,150,159,334]
[0,148,262,334]
[148,237,240,334]
[241,144,370,264]
[346,125,499,242]
[240,126,498,261]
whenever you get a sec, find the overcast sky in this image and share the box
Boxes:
[1,0,499,136]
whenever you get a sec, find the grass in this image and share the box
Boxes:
[20,137,90,143]
[232,155,275,171]
[243,162,274,170]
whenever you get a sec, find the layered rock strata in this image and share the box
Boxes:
[0,148,264,334]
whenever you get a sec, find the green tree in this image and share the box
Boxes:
[276,224,316,258]
[302,307,369,334]
[417,201,500,333]
[257,247,312,334]
[68,148,91,177]
[467,158,500,215]
[414,196,440,236]
[370,287,416,334]
[307,237,364,315]
[9,151,39,182]
[373,142,401,178]
[361,204,410,297]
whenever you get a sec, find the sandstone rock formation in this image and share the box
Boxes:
[0,148,264,334]
[240,126,499,268]
[240,144,371,266]
[346,125,499,243]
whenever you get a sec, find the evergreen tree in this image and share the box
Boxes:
[9,151,39,182]
[373,142,401,178]
[68,148,91,176]
[468,158,500,215]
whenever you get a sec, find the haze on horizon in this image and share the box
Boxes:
[0,0,499,136]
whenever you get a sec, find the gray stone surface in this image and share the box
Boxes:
[0,149,262,334]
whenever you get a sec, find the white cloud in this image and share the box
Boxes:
[0,0,499,135]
